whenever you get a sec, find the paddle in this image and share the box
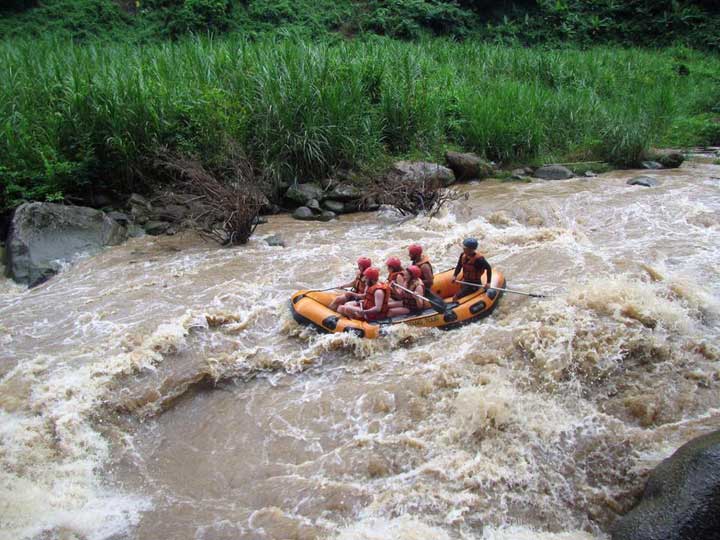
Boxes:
[455,279,549,299]
[391,282,448,313]
[306,286,353,293]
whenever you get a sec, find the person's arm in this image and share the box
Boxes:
[414,283,425,309]
[363,289,386,315]
[421,264,433,286]
[453,255,463,278]
[476,257,492,289]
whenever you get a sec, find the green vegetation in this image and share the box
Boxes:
[1,36,718,210]
[1,1,719,48]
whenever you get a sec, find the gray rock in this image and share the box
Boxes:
[127,224,145,238]
[363,196,380,212]
[285,183,325,206]
[264,234,286,247]
[292,206,315,221]
[392,161,456,188]
[252,216,269,225]
[641,161,664,170]
[156,204,188,223]
[107,211,131,226]
[144,221,171,235]
[327,183,362,201]
[322,200,346,213]
[445,151,494,181]
[128,193,152,211]
[657,151,684,169]
[6,202,127,286]
[611,430,720,540]
[584,171,598,178]
[306,199,322,212]
[317,211,337,222]
[627,176,660,188]
[511,168,528,177]
[533,165,574,180]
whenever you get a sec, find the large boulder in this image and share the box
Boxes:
[445,151,494,181]
[656,151,685,169]
[322,200,346,214]
[326,183,362,202]
[611,430,720,540]
[533,164,574,180]
[627,176,660,188]
[391,161,455,188]
[285,183,325,206]
[6,202,127,286]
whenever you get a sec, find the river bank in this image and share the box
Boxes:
[1,155,719,539]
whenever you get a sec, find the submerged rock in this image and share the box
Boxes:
[641,161,664,170]
[292,206,315,221]
[627,176,660,188]
[445,151,494,181]
[611,430,720,540]
[144,221,171,236]
[533,164,574,180]
[322,199,346,214]
[264,234,286,247]
[6,202,127,286]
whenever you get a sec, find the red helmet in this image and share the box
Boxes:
[408,244,423,259]
[357,257,372,270]
[363,267,380,282]
[408,265,422,279]
[386,256,402,270]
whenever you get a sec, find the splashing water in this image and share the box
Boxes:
[1,160,720,539]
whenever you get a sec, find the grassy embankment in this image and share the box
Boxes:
[1,36,719,211]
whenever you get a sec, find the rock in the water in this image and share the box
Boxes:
[264,234,285,247]
[6,202,127,286]
[317,210,336,222]
[445,151,494,181]
[107,211,131,226]
[657,151,685,169]
[392,161,455,188]
[156,204,188,223]
[292,206,315,221]
[285,183,325,206]
[322,199,346,213]
[611,430,720,540]
[627,176,660,188]
[306,199,322,212]
[533,165,574,180]
[327,183,362,202]
[144,220,171,235]
[641,161,664,170]
[129,193,152,225]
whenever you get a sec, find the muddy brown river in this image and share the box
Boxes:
[1,157,719,540]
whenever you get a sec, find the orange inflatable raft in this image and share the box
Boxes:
[289,268,505,339]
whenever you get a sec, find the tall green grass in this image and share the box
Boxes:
[1,36,719,209]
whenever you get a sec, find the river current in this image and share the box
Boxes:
[1,157,719,540]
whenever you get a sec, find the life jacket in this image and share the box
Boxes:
[414,256,434,289]
[387,269,404,299]
[363,282,390,315]
[351,271,366,294]
[403,278,429,310]
[460,252,486,283]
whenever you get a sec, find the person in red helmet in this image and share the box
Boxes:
[408,244,434,290]
[387,264,430,316]
[329,257,372,311]
[338,267,390,321]
[385,256,406,301]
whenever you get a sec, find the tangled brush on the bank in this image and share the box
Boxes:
[365,172,464,217]
[154,147,266,245]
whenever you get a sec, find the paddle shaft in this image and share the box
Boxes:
[306,286,352,293]
[391,282,447,311]
[454,279,548,298]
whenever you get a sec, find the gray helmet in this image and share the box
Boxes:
[463,238,478,250]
